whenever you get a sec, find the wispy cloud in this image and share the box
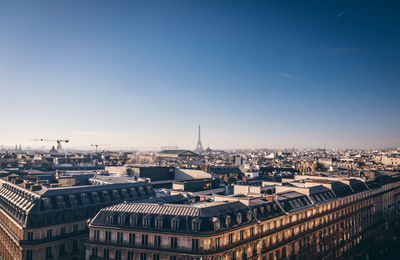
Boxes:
[336,11,345,18]
[276,72,299,80]
[319,46,360,55]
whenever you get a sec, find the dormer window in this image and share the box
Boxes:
[266,205,271,212]
[155,215,164,229]
[192,218,201,232]
[225,215,231,227]
[171,216,180,230]
[143,215,151,228]
[118,215,126,225]
[121,189,128,198]
[130,188,138,197]
[107,215,114,224]
[42,198,52,210]
[69,195,77,206]
[80,193,88,205]
[91,192,98,201]
[260,207,265,215]
[112,190,120,200]
[213,217,220,231]
[102,191,110,202]
[57,196,65,208]
[129,214,138,227]
[247,211,252,222]
[253,208,257,216]
[236,213,242,224]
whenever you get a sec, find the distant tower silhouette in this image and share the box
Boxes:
[195,125,204,153]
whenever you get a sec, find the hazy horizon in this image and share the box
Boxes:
[1,0,399,149]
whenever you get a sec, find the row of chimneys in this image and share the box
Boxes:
[7,175,41,191]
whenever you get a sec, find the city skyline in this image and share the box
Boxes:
[1,0,400,149]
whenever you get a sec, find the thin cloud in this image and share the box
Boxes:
[276,72,299,80]
[319,46,360,55]
[336,11,345,18]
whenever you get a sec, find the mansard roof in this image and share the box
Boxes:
[100,200,247,218]
[90,198,284,233]
[0,177,154,227]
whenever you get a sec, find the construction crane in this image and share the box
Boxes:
[91,144,108,153]
[33,139,69,151]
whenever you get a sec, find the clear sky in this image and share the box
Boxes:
[0,0,399,150]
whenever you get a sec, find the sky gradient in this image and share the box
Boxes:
[0,0,399,150]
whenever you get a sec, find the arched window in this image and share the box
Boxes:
[236,213,242,224]
[225,215,231,227]
[247,211,252,222]
[213,217,220,231]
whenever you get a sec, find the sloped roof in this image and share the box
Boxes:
[101,200,247,218]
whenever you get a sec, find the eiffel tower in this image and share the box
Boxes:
[195,125,204,153]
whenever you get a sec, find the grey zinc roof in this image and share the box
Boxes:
[102,200,247,218]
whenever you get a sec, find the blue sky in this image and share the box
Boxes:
[0,0,399,150]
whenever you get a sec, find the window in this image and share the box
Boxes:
[104,248,109,259]
[192,239,199,251]
[170,237,178,249]
[140,253,147,260]
[225,215,231,227]
[26,250,33,260]
[118,215,125,225]
[72,240,78,251]
[27,232,33,241]
[229,233,233,244]
[192,218,201,231]
[216,237,220,249]
[59,243,66,255]
[94,230,100,241]
[130,215,138,227]
[129,233,135,244]
[142,234,148,246]
[117,232,123,243]
[73,224,78,232]
[240,230,244,240]
[171,217,179,230]
[155,216,164,228]
[105,231,111,242]
[107,215,114,224]
[231,251,236,260]
[155,235,161,248]
[60,227,66,236]
[247,211,252,221]
[170,257,177,260]
[250,227,255,236]
[237,213,242,224]
[213,217,220,231]
[127,251,134,260]
[143,215,151,227]
[116,250,121,260]
[91,248,98,257]
[45,246,52,259]
[153,254,160,260]
[47,229,52,239]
